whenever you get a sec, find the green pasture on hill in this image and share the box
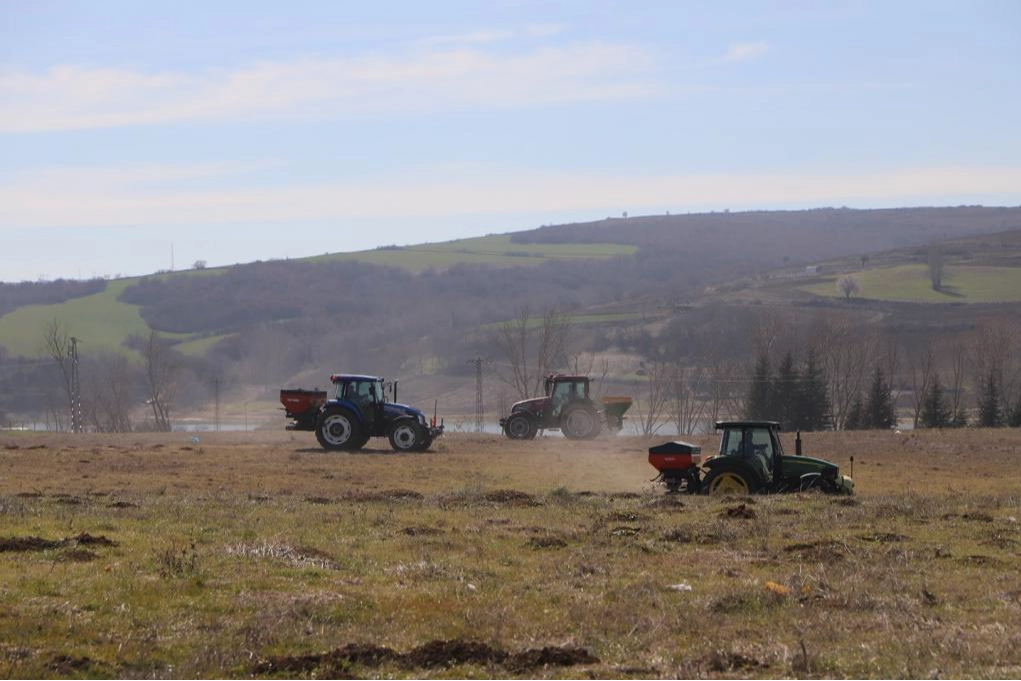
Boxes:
[801,264,1021,303]
[309,234,638,272]
[0,279,192,359]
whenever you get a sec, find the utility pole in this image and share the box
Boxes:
[213,377,221,432]
[69,336,83,433]
[467,357,486,432]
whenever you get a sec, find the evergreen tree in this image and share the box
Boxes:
[919,372,951,428]
[773,350,799,429]
[745,353,773,420]
[977,369,1003,427]
[864,366,896,429]
[844,395,865,430]
[798,348,831,431]
[1008,397,1021,428]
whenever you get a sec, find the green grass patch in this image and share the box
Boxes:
[308,235,637,272]
[484,311,652,330]
[802,264,1021,303]
[0,279,192,358]
[173,333,231,357]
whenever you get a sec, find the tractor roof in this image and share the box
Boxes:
[547,373,590,381]
[330,374,383,383]
[715,420,782,430]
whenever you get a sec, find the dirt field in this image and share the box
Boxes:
[1,428,1020,678]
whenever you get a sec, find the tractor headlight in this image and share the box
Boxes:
[418,413,427,425]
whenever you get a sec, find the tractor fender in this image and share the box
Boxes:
[701,457,767,490]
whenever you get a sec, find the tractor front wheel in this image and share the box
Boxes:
[388,420,426,452]
[503,413,538,440]
[316,408,362,451]
[562,405,601,440]
[703,467,758,496]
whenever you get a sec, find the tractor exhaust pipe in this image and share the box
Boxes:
[796,430,802,456]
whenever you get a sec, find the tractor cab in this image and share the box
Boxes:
[546,375,588,418]
[333,374,386,426]
[716,421,783,486]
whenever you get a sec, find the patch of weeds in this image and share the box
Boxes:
[0,497,28,517]
[859,532,909,543]
[225,541,339,569]
[402,526,443,537]
[721,503,756,519]
[348,488,424,502]
[482,489,537,505]
[783,539,846,563]
[527,536,567,549]
[661,527,695,543]
[58,549,99,562]
[610,526,641,537]
[606,510,647,523]
[155,542,200,578]
[711,588,787,614]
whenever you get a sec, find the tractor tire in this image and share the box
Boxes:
[416,435,433,452]
[561,404,601,440]
[702,465,760,496]
[503,412,538,440]
[316,407,362,451]
[388,419,425,452]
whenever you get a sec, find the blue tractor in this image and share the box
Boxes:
[280,374,443,452]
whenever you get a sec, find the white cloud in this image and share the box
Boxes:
[0,42,657,133]
[2,163,1019,230]
[717,41,769,64]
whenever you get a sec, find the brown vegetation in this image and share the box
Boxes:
[1,429,1020,678]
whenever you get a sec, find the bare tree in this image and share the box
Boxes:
[632,360,671,436]
[906,341,936,428]
[670,364,708,435]
[42,319,79,432]
[948,341,968,423]
[837,275,861,299]
[84,352,135,432]
[491,306,573,400]
[144,330,178,431]
[927,243,945,290]
[818,318,878,430]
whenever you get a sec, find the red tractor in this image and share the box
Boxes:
[499,374,632,440]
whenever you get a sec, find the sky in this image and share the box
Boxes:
[2,0,1020,282]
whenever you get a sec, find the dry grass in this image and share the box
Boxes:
[1,428,1020,678]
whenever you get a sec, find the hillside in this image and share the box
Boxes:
[3,206,1021,426]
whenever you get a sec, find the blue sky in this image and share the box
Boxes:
[2,0,1020,281]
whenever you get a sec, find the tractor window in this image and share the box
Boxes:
[749,429,775,460]
[342,381,378,406]
[720,429,745,457]
[550,381,574,416]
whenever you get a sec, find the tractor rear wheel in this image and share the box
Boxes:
[703,466,759,496]
[561,405,601,440]
[503,412,538,440]
[316,408,362,451]
[388,420,425,452]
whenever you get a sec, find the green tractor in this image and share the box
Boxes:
[649,420,854,495]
